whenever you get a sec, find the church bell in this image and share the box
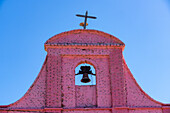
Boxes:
[75,66,95,83]
[81,73,91,83]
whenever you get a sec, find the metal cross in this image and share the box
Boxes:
[76,11,97,29]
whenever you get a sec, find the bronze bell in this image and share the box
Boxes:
[75,66,95,83]
[81,73,91,83]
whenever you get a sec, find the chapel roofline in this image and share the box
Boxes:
[44,29,125,51]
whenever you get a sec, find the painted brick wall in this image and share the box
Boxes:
[109,49,127,107]
[62,110,111,113]
[1,29,170,113]
[75,85,96,107]
[46,52,62,108]
[112,109,129,113]
[1,111,42,113]
[50,33,117,44]
[0,111,7,113]
[129,109,162,113]
[59,51,112,108]
[45,111,61,113]
[46,29,124,46]
[96,56,111,108]
[163,108,170,113]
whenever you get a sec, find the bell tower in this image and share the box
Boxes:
[44,29,127,112]
[1,29,169,113]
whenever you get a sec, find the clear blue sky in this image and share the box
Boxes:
[0,0,170,105]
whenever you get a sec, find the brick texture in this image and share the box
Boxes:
[76,85,97,107]
[46,53,62,108]
[62,110,111,113]
[109,49,127,107]
[0,29,169,113]
[129,109,162,113]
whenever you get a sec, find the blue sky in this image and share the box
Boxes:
[0,0,170,105]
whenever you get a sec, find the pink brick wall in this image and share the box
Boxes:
[0,111,7,113]
[46,53,62,108]
[76,86,96,107]
[0,29,170,113]
[62,110,111,113]
[163,108,170,113]
[109,49,127,107]
[129,109,162,113]
[45,29,124,46]
[50,33,116,44]
[7,111,36,113]
[59,52,112,108]
[96,56,111,108]
[112,109,128,113]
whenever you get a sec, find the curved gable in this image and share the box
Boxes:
[44,29,125,50]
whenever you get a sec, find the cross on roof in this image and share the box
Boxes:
[76,11,97,29]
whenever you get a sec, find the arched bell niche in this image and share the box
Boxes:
[75,63,96,85]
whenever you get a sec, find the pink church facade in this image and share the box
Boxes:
[0,29,170,113]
